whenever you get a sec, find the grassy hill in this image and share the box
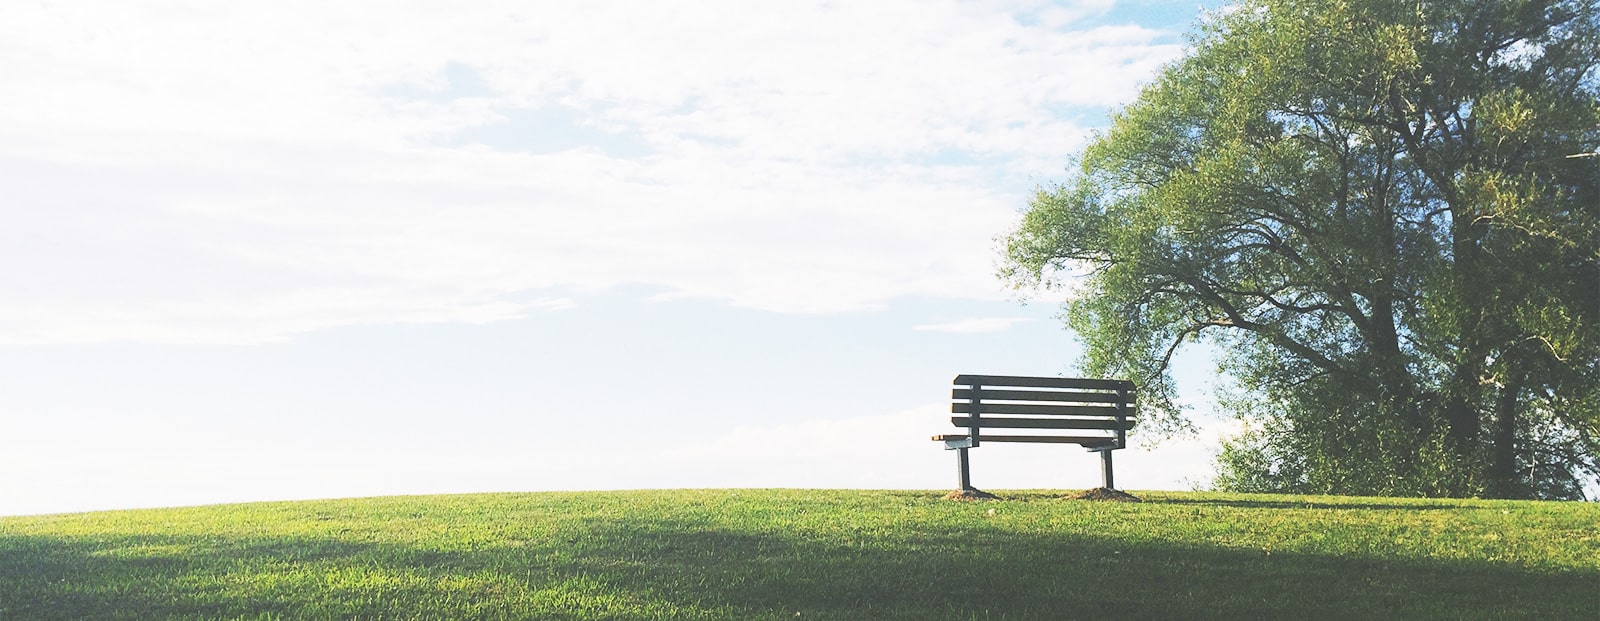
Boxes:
[1,489,1596,620]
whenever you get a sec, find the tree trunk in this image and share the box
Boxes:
[1487,370,1526,498]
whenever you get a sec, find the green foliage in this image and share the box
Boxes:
[1003,0,1600,499]
[1,491,1597,620]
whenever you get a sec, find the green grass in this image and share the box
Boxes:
[2,490,1597,620]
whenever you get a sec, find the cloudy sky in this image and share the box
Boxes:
[1,0,1228,516]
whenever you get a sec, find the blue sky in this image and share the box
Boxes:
[1,0,1227,516]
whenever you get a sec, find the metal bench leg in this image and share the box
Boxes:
[1100,449,1114,490]
[957,447,973,490]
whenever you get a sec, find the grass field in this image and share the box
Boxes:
[1,489,1597,620]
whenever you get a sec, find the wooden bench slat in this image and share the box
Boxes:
[952,403,1130,417]
[932,433,1117,446]
[949,416,1133,430]
[951,388,1130,404]
[942,374,1136,491]
[954,375,1133,391]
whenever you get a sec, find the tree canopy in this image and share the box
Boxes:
[1003,0,1600,499]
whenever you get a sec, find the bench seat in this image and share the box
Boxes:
[931,434,1117,447]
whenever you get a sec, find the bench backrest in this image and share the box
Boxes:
[951,374,1137,448]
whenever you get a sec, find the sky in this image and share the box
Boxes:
[0,0,1231,517]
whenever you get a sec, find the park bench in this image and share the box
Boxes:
[933,374,1136,492]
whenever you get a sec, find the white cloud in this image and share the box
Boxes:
[914,317,1035,333]
[0,0,1189,344]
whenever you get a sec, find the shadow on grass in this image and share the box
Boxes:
[1141,497,1470,512]
[3,516,1596,621]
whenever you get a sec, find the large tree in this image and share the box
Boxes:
[1003,0,1600,499]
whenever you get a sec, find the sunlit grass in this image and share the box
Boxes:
[2,490,1596,619]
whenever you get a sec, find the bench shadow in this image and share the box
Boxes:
[1143,497,1471,512]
